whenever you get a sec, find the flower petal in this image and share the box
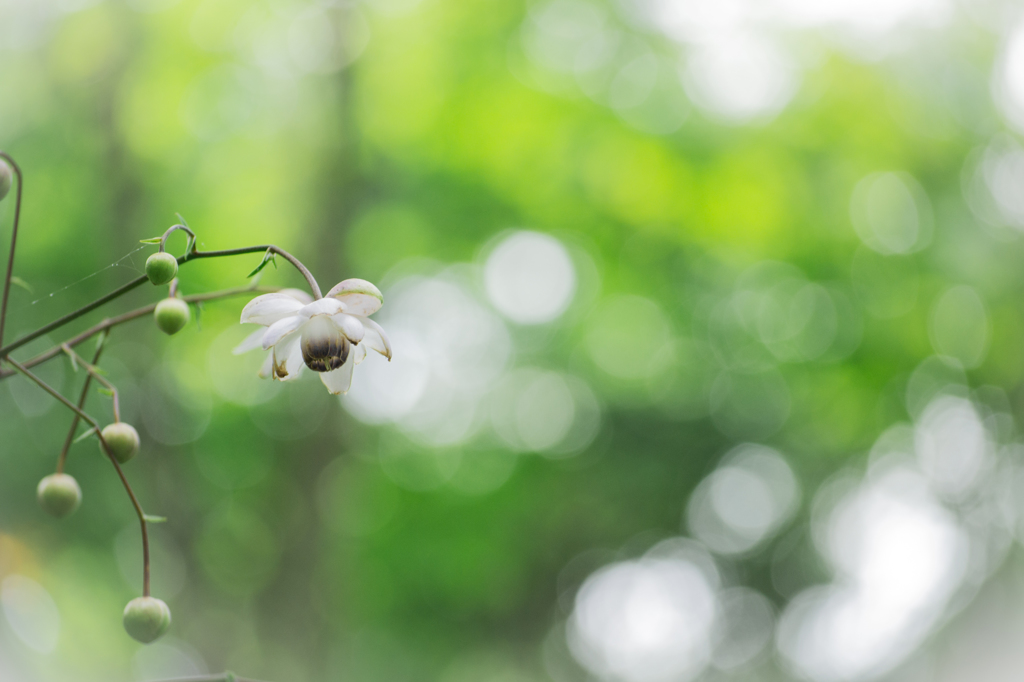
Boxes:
[233,328,267,355]
[358,317,392,360]
[240,293,306,325]
[331,313,365,343]
[326,279,383,316]
[261,316,304,350]
[272,332,304,381]
[353,343,367,365]
[278,288,314,305]
[298,298,344,319]
[257,352,274,379]
[320,357,355,394]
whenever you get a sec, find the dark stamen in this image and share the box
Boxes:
[302,332,349,372]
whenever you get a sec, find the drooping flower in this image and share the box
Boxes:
[234,288,311,378]
[236,280,392,394]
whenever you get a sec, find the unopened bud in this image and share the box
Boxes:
[123,596,171,644]
[154,298,190,335]
[99,422,140,464]
[145,253,178,286]
[37,473,82,518]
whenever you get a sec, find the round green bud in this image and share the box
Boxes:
[123,596,171,644]
[99,422,140,464]
[0,160,11,202]
[145,252,178,286]
[36,473,82,518]
[154,298,190,335]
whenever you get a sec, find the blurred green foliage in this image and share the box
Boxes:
[1,0,1022,681]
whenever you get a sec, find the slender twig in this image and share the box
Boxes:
[0,151,24,349]
[0,244,319,359]
[61,344,120,421]
[4,357,152,596]
[0,285,278,381]
[149,674,268,682]
[193,245,322,299]
[55,334,105,474]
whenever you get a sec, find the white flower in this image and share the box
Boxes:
[235,280,392,394]
[233,288,311,379]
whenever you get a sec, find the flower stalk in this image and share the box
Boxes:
[55,334,106,474]
[61,342,121,422]
[5,357,153,596]
[0,285,279,381]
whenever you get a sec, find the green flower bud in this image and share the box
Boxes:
[154,298,190,335]
[36,473,82,518]
[145,252,178,286]
[123,596,171,644]
[0,160,11,202]
[99,422,140,464]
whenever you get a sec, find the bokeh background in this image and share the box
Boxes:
[3,0,1024,680]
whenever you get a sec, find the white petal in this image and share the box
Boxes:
[261,316,305,350]
[272,332,304,381]
[257,352,274,379]
[320,357,355,394]
[240,293,306,325]
[358,317,392,360]
[331,313,365,343]
[326,279,383,316]
[233,328,267,355]
[278,288,314,304]
[353,343,367,365]
[298,297,344,319]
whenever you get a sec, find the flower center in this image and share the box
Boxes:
[301,315,349,372]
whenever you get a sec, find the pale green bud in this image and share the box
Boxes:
[100,422,140,464]
[37,473,82,518]
[154,298,190,335]
[145,253,178,286]
[123,596,171,644]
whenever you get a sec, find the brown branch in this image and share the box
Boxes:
[0,285,278,381]
[62,343,120,422]
[56,334,105,473]
[148,674,270,682]
[4,357,152,596]
[0,243,320,359]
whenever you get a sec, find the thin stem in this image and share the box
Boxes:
[0,285,278,380]
[191,245,322,298]
[0,151,24,349]
[56,335,105,474]
[1,275,148,358]
[5,357,152,596]
[61,344,120,422]
[160,224,196,254]
[168,277,179,298]
[149,674,268,682]
[0,244,319,358]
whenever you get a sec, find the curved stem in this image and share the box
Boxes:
[192,245,322,298]
[160,224,195,255]
[56,336,105,474]
[0,285,278,380]
[149,674,268,682]
[0,151,24,349]
[0,244,319,359]
[5,357,152,596]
